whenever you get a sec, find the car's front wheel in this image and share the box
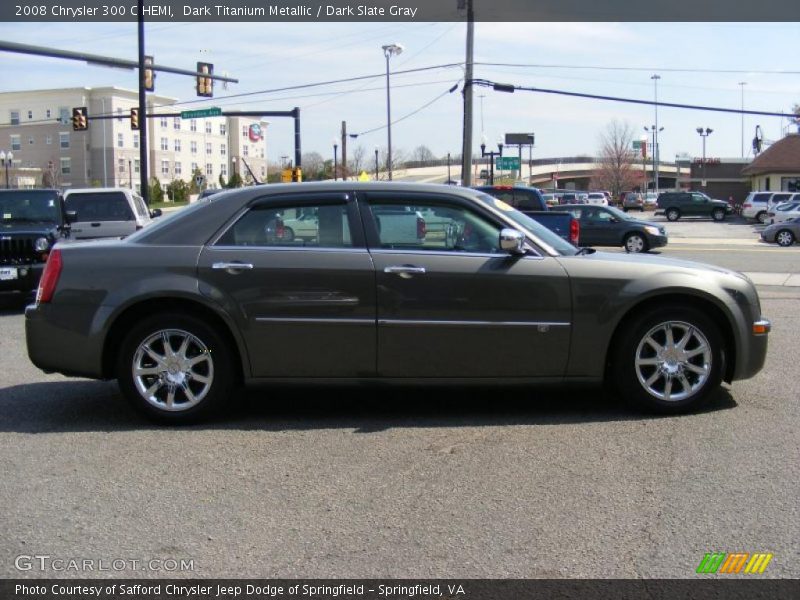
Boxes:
[712,208,726,221]
[117,313,234,423]
[666,208,681,221]
[624,232,648,253]
[612,305,724,413]
[776,229,796,247]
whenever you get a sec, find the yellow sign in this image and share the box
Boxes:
[358,171,370,182]
[281,168,293,183]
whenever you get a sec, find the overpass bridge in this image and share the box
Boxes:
[387,156,681,190]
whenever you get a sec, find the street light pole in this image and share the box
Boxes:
[0,151,12,188]
[651,74,661,195]
[374,146,379,180]
[739,81,747,158]
[447,152,451,183]
[527,134,534,184]
[382,43,404,181]
[644,124,663,192]
[480,137,503,186]
[696,127,713,190]
[333,139,338,181]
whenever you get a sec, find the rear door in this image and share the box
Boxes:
[197,192,376,378]
[65,191,136,239]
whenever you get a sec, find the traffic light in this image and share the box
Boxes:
[291,167,302,182]
[196,62,213,97]
[130,107,139,130]
[72,107,88,131]
[143,55,155,92]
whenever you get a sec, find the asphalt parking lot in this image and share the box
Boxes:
[1,218,798,579]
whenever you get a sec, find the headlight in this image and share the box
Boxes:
[34,237,50,252]
[644,226,660,236]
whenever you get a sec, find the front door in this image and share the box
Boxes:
[197,192,377,378]
[359,192,572,378]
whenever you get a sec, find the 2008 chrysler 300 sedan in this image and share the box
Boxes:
[25,183,770,423]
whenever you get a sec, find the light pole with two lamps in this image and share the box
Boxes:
[0,151,13,189]
[480,136,503,186]
[381,42,404,181]
[643,124,663,193]
[696,127,713,190]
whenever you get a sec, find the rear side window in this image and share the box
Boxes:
[752,193,771,203]
[65,192,134,222]
[771,193,792,204]
[217,203,353,248]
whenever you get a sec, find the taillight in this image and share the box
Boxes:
[743,203,751,209]
[417,216,426,239]
[36,248,62,304]
[570,219,580,245]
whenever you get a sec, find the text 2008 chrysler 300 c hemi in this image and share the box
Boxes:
[26,183,770,423]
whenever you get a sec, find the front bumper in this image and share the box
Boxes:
[0,263,44,296]
[647,233,669,249]
[735,317,771,381]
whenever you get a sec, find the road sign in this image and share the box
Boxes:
[632,141,642,149]
[180,107,222,119]
[505,133,535,145]
[495,156,520,170]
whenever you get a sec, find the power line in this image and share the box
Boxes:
[472,79,799,118]
[475,62,800,75]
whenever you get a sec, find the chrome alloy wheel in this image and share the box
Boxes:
[132,329,214,411]
[634,321,711,402]
[776,230,795,247]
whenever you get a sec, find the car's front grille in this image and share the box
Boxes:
[0,237,38,265]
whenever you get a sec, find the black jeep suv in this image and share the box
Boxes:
[0,189,70,299]
[656,191,733,222]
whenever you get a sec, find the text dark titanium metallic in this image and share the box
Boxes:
[25,182,770,423]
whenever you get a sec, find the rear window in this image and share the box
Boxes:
[65,192,134,222]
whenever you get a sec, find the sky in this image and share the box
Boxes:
[0,20,799,166]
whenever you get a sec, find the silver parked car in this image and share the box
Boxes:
[26,182,770,423]
[761,217,800,247]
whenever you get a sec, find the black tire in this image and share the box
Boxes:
[666,208,681,222]
[639,207,644,212]
[611,305,725,414]
[776,229,795,247]
[622,207,629,212]
[117,312,235,424]
[282,226,295,242]
[624,232,648,253]
[756,211,768,224]
[712,208,726,222]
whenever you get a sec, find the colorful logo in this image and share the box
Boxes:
[248,123,263,142]
[696,552,773,574]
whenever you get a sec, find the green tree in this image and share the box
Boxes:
[218,173,227,188]
[167,179,189,203]
[226,171,243,188]
[149,177,164,203]
[189,168,204,194]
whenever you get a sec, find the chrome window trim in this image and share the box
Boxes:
[255,318,374,324]
[378,320,570,328]
[368,247,545,260]
[209,245,368,254]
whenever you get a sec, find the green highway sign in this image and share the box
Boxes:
[495,156,521,170]
[180,107,222,119]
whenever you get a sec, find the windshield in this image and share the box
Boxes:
[0,190,62,223]
[605,205,634,221]
[477,193,577,256]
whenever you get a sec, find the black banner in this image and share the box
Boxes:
[2,0,799,22]
[2,580,800,600]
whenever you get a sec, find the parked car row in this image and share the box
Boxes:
[742,191,800,224]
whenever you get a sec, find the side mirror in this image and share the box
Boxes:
[499,228,526,255]
[150,208,163,218]
[65,210,77,223]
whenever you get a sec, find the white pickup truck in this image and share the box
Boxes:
[372,206,427,244]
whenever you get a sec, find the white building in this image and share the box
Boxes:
[0,87,269,194]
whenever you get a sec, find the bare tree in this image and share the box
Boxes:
[411,145,436,162]
[348,145,366,177]
[590,120,643,197]
[301,152,326,180]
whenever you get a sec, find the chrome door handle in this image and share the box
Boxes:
[384,265,426,275]
[212,262,254,271]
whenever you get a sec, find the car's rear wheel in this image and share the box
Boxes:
[666,208,681,221]
[612,305,724,414]
[624,233,648,253]
[712,208,726,221]
[282,227,295,242]
[117,313,234,423]
[776,229,795,247]
[756,211,768,224]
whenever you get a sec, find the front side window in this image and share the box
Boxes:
[217,203,353,248]
[368,199,501,254]
[691,193,709,203]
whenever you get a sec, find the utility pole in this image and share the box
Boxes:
[137,0,149,203]
[341,121,347,180]
[460,0,474,187]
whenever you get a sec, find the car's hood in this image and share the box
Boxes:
[625,219,663,230]
[561,249,747,279]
